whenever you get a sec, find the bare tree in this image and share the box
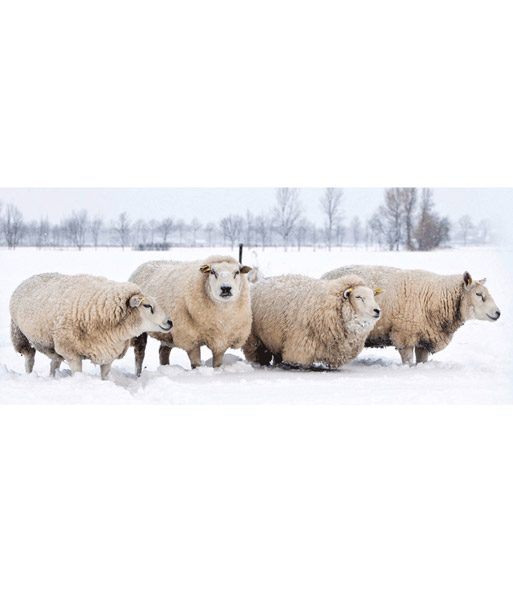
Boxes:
[254,215,271,250]
[311,225,319,251]
[364,219,371,249]
[379,189,404,251]
[273,188,302,250]
[190,218,202,246]
[369,212,385,249]
[350,216,362,248]
[320,188,343,251]
[204,222,216,247]
[220,215,243,249]
[295,217,309,251]
[159,217,174,244]
[36,218,50,249]
[62,210,88,251]
[175,219,185,245]
[414,189,450,250]
[2,204,25,249]
[334,221,346,247]
[245,210,254,247]
[113,211,131,250]
[51,223,64,247]
[399,187,417,250]
[90,217,103,249]
[458,215,474,246]
[147,219,159,244]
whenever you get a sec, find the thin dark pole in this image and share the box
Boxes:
[238,243,243,264]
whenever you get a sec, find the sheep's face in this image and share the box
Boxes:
[344,285,381,325]
[129,294,173,333]
[200,262,252,304]
[463,272,501,322]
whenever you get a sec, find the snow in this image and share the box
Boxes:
[1,245,511,404]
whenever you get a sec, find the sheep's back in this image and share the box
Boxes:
[10,273,140,340]
[250,275,336,349]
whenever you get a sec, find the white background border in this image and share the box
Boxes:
[1,1,512,591]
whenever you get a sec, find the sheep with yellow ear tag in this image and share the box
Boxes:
[322,265,501,364]
[242,273,381,370]
[130,255,253,375]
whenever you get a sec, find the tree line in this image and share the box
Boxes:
[0,189,494,251]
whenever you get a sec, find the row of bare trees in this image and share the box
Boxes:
[367,188,452,251]
[0,191,494,251]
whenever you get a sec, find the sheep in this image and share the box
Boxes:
[10,273,173,380]
[242,274,382,369]
[129,255,253,375]
[322,265,501,364]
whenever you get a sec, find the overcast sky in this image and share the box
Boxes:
[0,188,511,234]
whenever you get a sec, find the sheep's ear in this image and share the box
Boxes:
[240,265,252,274]
[373,288,383,295]
[129,295,144,308]
[199,265,211,274]
[478,278,487,285]
[463,271,473,291]
[343,288,353,299]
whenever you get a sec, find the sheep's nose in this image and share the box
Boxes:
[374,308,381,317]
[220,285,232,297]
[160,319,173,331]
[495,310,501,318]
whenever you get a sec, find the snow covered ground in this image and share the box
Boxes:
[0,245,511,404]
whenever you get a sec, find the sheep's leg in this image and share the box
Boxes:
[133,333,148,377]
[272,352,283,366]
[255,344,273,366]
[398,347,414,365]
[159,344,172,366]
[187,345,202,369]
[24,349,35,373]
[415,347,430,364]
[68,358,83,375]
[100,363,112,380]
[242,335,274,366]
[50,358,62,377]
[11,320,36,373]
[212,350,225,368]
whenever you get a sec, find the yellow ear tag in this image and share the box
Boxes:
[140,298,145,304]
[200,265,211,274]
[374,288,382,295]
[467,278,472,286]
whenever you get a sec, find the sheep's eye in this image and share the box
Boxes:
[234,271,240,277]
[356,295,364,301]
[143,303,154,314]
[476,292,484,301]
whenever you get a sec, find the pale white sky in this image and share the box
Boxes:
[0,188,511,231]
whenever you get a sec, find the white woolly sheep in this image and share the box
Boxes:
[129,255,253,375]
[10,273,173,380]
[242,274,382,369]
[322,265,501,364]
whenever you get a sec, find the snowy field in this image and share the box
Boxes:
[0,245,511,404]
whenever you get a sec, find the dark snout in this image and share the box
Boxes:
[220,285,233,298]
[373,308,381,318]
[160,319,173,331]
[488,310,501,321]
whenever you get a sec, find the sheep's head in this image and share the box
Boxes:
[463,272,501,322]
[343,285,382,325]
[129,294,173,333]
[200,261,252,304]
